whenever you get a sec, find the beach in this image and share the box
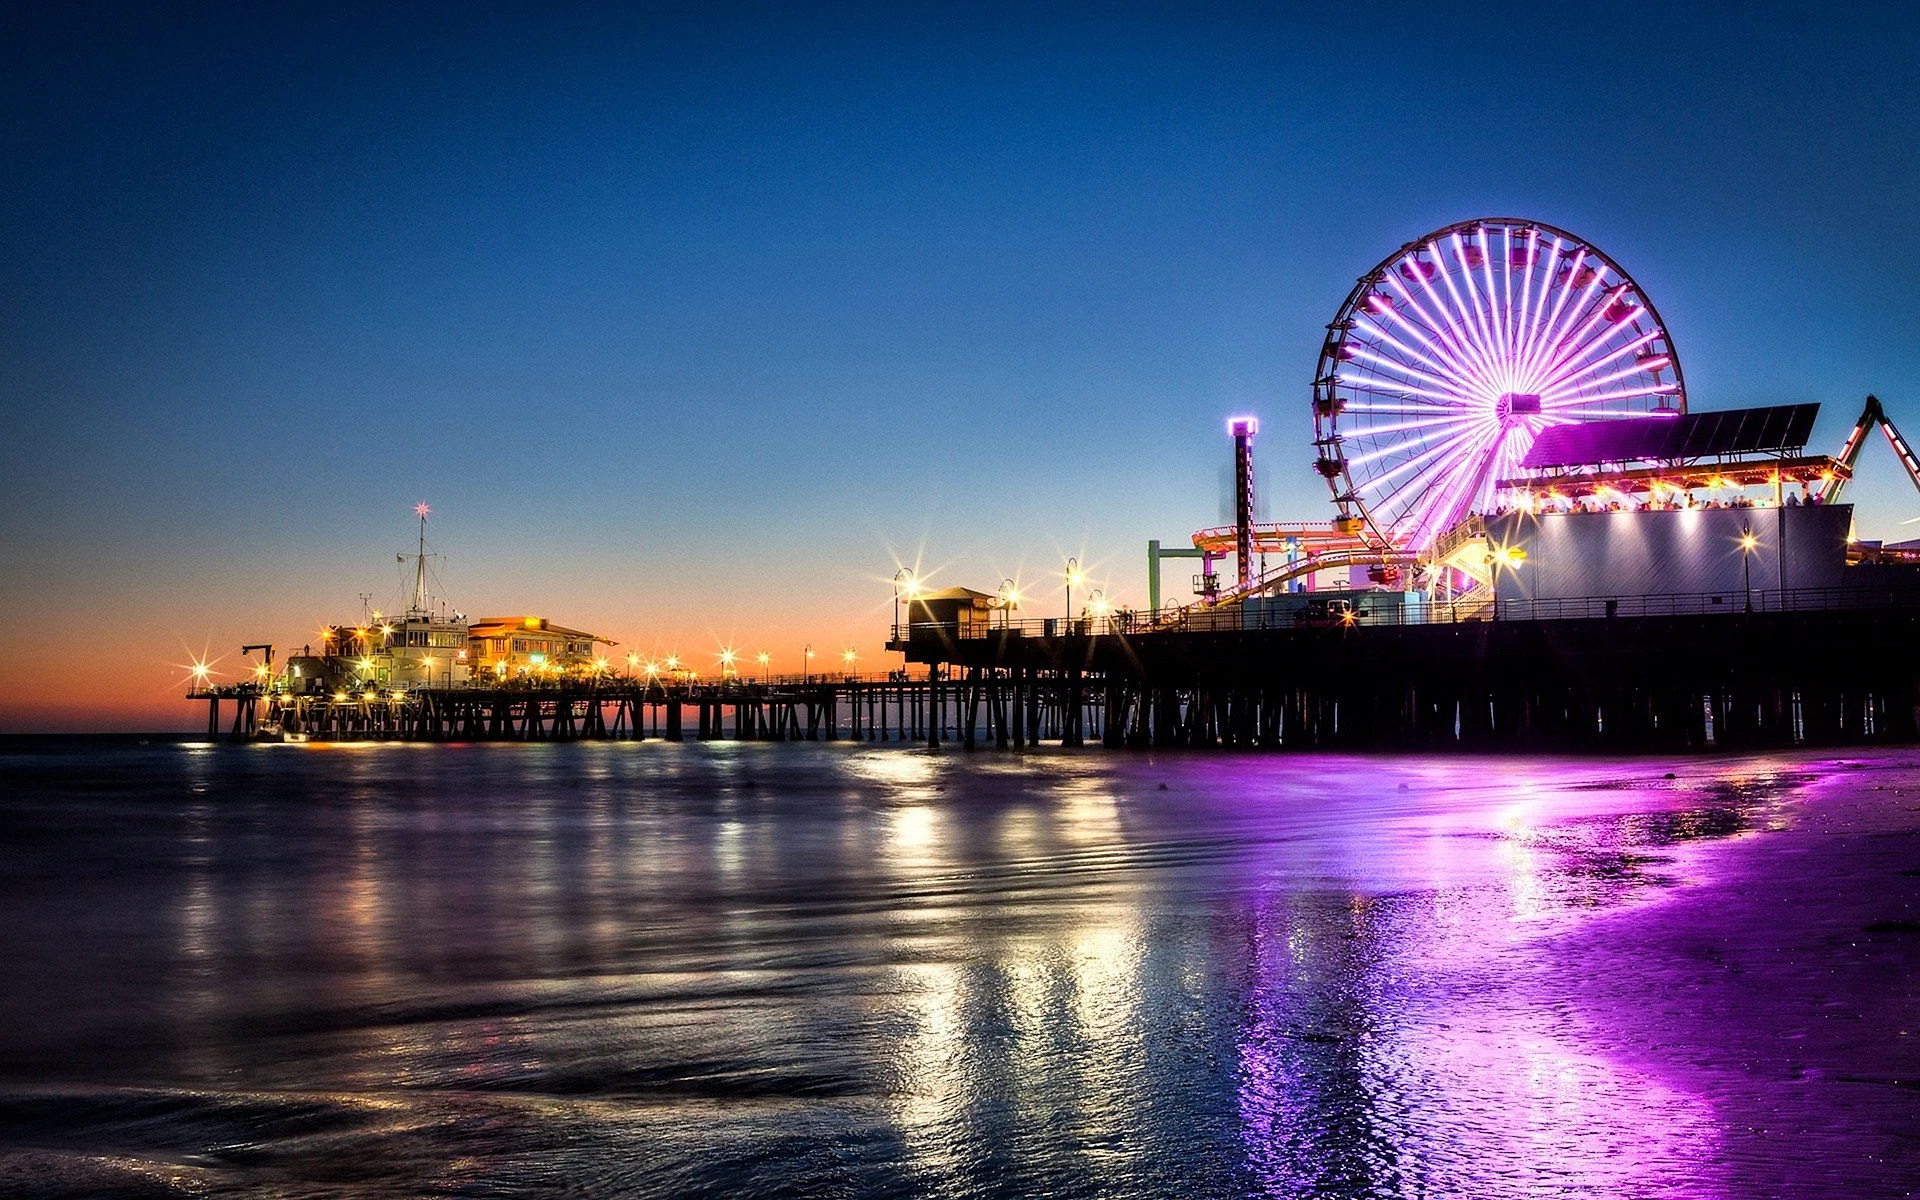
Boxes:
[0,739,1914,1198]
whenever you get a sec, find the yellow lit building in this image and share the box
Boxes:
[466,616,615,679]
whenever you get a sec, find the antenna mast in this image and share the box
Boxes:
[411,502,431,616]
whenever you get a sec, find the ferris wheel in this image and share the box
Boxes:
[1312,218,1685,552]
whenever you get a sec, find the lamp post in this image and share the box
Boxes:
[1740,528,1758,612]
[1065,557,1083,632]
[1484,543,1527,620]
[999,578,1018,629]
[893,567,914,640]
[1090,589,1108,634]
[803,644,813,683]
[842,648,857,678]
[757,650,769,683]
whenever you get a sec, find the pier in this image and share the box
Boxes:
[181,219,1920,758]
[191,587,1920,752]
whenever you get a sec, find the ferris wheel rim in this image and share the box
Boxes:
[1312,217,1687,553]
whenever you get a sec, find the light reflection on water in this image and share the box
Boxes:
[0,741,1882,1197]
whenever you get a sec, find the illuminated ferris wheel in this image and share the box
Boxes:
[1312,218,1685,552]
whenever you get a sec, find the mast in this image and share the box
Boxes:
[412,502,430,617]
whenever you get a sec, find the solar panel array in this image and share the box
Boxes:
[1520,403,1820,469]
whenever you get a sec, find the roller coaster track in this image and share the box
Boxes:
[1168,545,1421,614]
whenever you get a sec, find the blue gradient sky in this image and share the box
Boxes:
[5,2,1920,729]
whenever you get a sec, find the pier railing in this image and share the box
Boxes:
[892,582,1920,641]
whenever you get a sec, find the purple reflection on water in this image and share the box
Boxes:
[0,740,1914,1197]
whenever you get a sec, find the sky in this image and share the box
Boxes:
[4,1,1920,731]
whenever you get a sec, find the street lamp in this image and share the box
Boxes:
[999,578,1019,629]
[1065,557,1084,630]
[893,567,916,640]
[1484,543,1527,619]
[803,644,814,683]
[757,650,769,683]
[1090,589,1110,633]
[842,648,857,678]
[1739,528,1758,612]
[719,647,737,679]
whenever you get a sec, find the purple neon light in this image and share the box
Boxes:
[1320,220,1684,550]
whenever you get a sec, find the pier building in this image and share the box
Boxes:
[467,616,616,678]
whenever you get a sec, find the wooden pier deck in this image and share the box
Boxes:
[192,599,1920,752]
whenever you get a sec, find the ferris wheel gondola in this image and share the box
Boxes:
[1311,218,1685,553]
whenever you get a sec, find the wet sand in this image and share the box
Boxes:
[0,740,1916,1197]
[1554,755,1920,1197]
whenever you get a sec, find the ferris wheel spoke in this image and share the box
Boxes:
[1538,401,1670,422]
[1337,390,1474,414]
[1443,231,1500,380]
[1537,328,1659,397]
[1357,300,1486,395]
[1401,253,1497,386]
[1542,383,1682,409]
[1345,387,1473,413]
[1347,325,1480,398]
[1342,348,1477,402]
[1342,413,1482,440]
[1427,243,1505,385]
[1383,270,1491,389]
[1539,355,1666,405]
[1476,242,1516,391]
[1535,285,1628,385]
[1501,226,1520,371]
[1360,429,1489,507]
[1528,249,1603,378]
[1410,419,1502,504]
[1467,231,1517,385]
[1350,314,1482,394]
[1387,457,1479,537]
[1519,233,1560,372]
[1485,226,1512,373]
[1396,427,1508,541]
[1520,249,1601,382]
[1449,230,1509,388]
[1360,420,1493,502]
[1344,412,1482,468]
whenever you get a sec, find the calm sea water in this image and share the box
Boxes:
[0,738,1906,1198]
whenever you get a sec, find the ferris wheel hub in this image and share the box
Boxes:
[1496,393,1542,421]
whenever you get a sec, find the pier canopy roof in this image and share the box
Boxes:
[1521,403,1819,469]
[467,616,615,645]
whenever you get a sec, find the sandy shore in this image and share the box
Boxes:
[1551,750,1920,1198]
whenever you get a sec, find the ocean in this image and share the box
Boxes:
[2,737,1916,1198]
